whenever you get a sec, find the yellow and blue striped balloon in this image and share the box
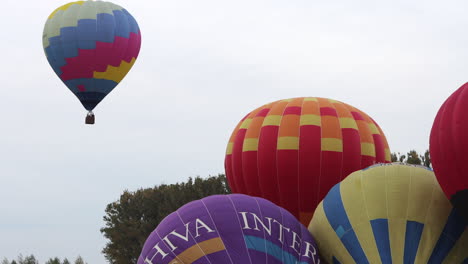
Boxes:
[309,163,467,264]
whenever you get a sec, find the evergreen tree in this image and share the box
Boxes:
[62,258,70,264]
[18,255,38,264]
[45,257,60,264]
[74,256,86,264]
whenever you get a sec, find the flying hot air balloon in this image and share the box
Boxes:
[225,97,391,226]
[138,194,321,264]
[309,163,467,264]
[42,0,141,124]
[430,82,468,223]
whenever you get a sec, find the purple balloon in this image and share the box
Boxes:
[139,194,321,264]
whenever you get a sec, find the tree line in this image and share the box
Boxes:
[390,149,431,167]
[100,150,431,263]
[1,255,86,264]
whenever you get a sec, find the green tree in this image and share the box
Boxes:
[11,261,17,264]
[18,255,38,264]
[406,150,422,165]
[421,149,431,167]
[101,174,231,264]
[45,257,60,264]
[1,258,9,264]
[391,149,431,167]
[15,255,23,264]
[62,258,70,264]
[74,256,86,264]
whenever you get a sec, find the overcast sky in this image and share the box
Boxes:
[1,0,468,263]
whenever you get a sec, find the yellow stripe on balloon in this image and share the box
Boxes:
[385,149,391,162]
[342,171,382,264]
[388,218,406,263]
[360,169,387,220]
[321,138,343,152]
[309,203,356,264]
[304,97,318,102]
[168,237,226,264]
[277,137,299,150]
[93,57,137,84]
[414,173,452,263]
[239,119,252,129]
[368,123,380,134]
[225,143,233,155]
[47,1,84,19]
[407,168,437,223]
[262,115,282,126]
[339,117,358,130]
[300,114,321,126]
[386,165,410,263]
[361,143,376,157]
[243,138,259,152]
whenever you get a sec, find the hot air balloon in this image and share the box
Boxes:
[138,194,321,264]
[225,97,391,226]
[309,163,468,264]
[430,82,468,223]
[42,0,141,124]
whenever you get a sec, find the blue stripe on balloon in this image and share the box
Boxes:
[77,19,97,49]
[96,13,116,43]
[403,221,424,263]
[123,9,140,34]
[370,219,392,264]
[427,209,467,264]
[45,36,66,75]
[60,27,79,58]
[335,226,345,238]
[323,184,369,264]
[244,235,308,264]
[113,10,131,38]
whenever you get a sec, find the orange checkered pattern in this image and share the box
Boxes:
[225,97,391,226]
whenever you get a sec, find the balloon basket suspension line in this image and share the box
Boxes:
[86,111,95,125]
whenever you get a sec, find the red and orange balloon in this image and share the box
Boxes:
[225,97,391,225]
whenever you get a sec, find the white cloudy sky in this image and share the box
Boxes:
[1,0,467,263]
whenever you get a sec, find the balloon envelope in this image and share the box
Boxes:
[225,97,391,225]
[430,82,468,222]
[139,194,321,264]
[309,163,468,264]
[42,0,141,111]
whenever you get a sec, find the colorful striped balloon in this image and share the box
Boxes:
[42,1,141,123]
[225,97,391,226]
[309,163,468,264]
[138,194,321,264]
